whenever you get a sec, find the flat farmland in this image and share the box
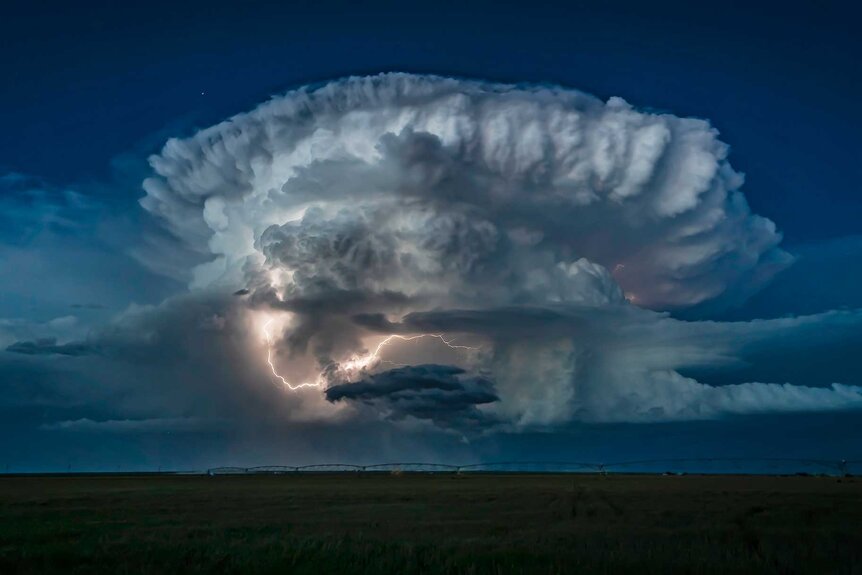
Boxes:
[1,473,860,574]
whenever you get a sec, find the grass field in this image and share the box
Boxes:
[1,473,860,574]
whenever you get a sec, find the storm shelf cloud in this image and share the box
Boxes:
[6,73,862,446]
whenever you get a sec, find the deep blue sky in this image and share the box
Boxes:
[2,0,860,243]
[2,0,862,471]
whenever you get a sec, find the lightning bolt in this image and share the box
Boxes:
[263,319,325,390]
[262,318,477,392]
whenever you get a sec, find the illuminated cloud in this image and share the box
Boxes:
[141,73,791,310]
[8,74,859,437]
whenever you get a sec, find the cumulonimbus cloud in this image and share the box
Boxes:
[47,72,852,430]
[141,73,791,309]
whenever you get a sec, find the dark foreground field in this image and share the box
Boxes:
[1,473,860,574]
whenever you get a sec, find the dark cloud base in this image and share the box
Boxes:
[326,364,499,432]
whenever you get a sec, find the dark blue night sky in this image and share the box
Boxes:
[2,1,861,471]
[5,1,859,240]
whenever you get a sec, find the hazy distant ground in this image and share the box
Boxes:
[1,474,860,574]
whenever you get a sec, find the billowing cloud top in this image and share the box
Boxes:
[9,74,859,442]
[122,73,862,431]
[141,73,790,310]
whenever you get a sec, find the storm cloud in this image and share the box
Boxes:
[7,73,859,444]
[326,364,499,432]
[142,74,791,308]
[120,73,860,430]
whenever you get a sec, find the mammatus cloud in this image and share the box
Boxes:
[8,74,861,439]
